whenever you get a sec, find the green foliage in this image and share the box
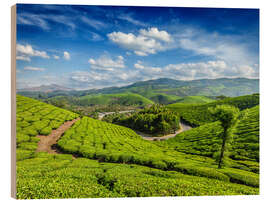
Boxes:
[16,149,34,161]
[17,156,259,199]
[231,106,260,161]
[109,104,180,135]
[174,164,230,182]
[161,105,259,172]
[40,126,52,135]
[15,95,260,198]
[209,105,240,129]
[58,93,154,107]
[16,133,30,144]
[209,105,240,168]
[220,168,259,187]
[167,94,259,126]
[16,95,79,159]
[174,96,215,104]
[163,122,224,156]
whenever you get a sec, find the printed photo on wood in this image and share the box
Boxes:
[11,4,259,199]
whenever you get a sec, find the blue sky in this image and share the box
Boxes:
[16,4,259,90]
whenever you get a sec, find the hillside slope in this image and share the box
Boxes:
[45,93,154,107]
[16,96,259,198]
[16,95,79,161]
[167,94,259,126]
[162,105,259,165]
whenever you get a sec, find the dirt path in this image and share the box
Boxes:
[36,117,80,154]
[138,122,192,141]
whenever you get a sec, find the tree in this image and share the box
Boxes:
[209,105,240,168]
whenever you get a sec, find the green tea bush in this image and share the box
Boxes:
[16,95,260,198]
[220,168,259,187]
[40,126,52,135]
[18,142,38,151]
[174,164,230,182]
[167,94,259,126]
[16,149,34,161]
[16,95,79,159]
[16,133,30,144]
[151,160,168,170]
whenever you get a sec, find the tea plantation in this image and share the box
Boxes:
[167,94,259,126]
[16,95,259,198]
[17,153,258,199]
[16,95,78,161]
[163,105,259,162]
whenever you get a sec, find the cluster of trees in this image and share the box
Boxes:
[108,104,180,136]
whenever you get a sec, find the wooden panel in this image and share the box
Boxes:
[11,4,16,199]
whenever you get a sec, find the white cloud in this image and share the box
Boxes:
[134,61,144,69]
[89,32,103,41]
[81,16,106,30]
[17,14,50,30]
[16,44,50,60]
[17,13,75,31]
[163,60,258,80]
[69,70,135,89]
[53,55,60,60]
[107,27,171,56]
[139,27,171,42]
[63,51,70,60]
[178,29,258,67]
[24,66,45,71]
[16,55,30,62]
[132,60,258,82]
[88,55,125,71]
[118,15,147,27]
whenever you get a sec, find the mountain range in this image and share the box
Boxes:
[17,77,259,99]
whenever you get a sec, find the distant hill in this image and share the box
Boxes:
[75,93,154,106]
[44,93,154,107]
[17,77,259,99]
[18,84,73,93]
[173,96,215,104]
[94,77,259,97]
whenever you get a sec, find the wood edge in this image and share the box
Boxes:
[11,4,16,199]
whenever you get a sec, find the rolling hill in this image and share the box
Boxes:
[44,93,154,107]
[16,96,259,198]
[167,94,259,126]
[160,105,259,173]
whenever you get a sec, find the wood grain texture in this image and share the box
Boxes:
[11,4,16,199]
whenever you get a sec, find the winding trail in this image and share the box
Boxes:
[137,122,192,141]
[36,117,80,154]
[35,114,190,155]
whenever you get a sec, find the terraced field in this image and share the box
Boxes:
[231,105,260,162]
[69,93,154,106]
[160,105,259,174]
[163,105,259,161]
[16,95,259,199]
[16,95,79,161]
[17,154,258,199]
[167,94,259,126]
